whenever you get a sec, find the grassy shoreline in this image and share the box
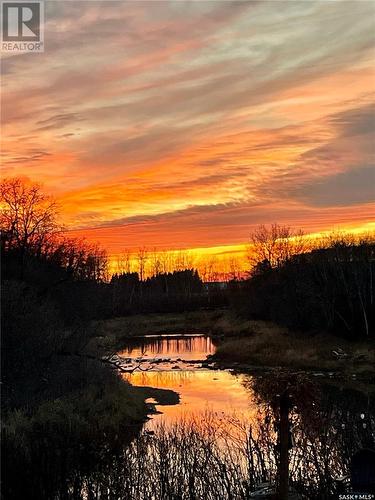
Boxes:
[92,310,375,379]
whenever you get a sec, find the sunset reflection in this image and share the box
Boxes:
[118,335,215,361]
[124,370,256,427]
[119,334,256,425]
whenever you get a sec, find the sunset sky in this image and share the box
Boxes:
[2,0,375,265]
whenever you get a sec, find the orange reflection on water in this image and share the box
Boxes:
[118,335,215,361]
[123,369,257,426]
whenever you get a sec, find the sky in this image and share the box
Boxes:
[1,0,375,265]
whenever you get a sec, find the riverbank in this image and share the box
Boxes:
[214,324,375,380]
[92,310,375,380]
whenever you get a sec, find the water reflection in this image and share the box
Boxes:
[247,372,375,497]
[118,334,215,361]
[121,334,256,428]
[124,370,255,426]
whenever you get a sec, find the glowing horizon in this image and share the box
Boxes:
[2,1,374,267]
[66,223,374,278]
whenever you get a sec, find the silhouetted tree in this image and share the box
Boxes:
[0,177,59,254]
[248,223,306,271]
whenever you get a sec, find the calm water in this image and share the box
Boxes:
[118,334,215,362]
[117,334,255,426]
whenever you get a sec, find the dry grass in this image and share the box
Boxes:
[93,309,269,344]
[215,322,375,375]
[95,310,223,337]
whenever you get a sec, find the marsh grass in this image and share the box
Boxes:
[215,324,375,374]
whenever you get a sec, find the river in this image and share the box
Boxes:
[111,333,375,497]
[117,334,255,427]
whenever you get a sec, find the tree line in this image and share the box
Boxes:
[111,269,210,315]
[116,246,244,283]
[233,224,374,339]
